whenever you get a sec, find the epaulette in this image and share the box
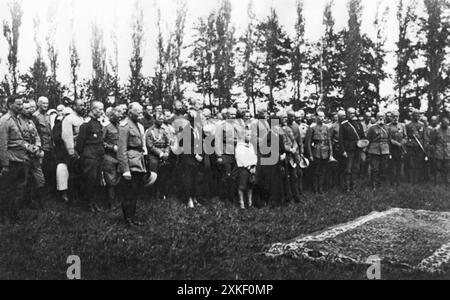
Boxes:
[341,120,349,125]
[120,119,128,127]
[84,117,91,123]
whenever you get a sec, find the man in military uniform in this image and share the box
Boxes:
[75,101,105,212]
[330,110,346,189]
[118,102,147,227]
[429,116,450,184]
[306,111,333,194]
[339,107,366,192]
[0,96,28,223]
[146,113,170,201]
[387,111,407,186]
[215,107,241,203]
[102,107,123,210]
[33,96,55,195]
[280,110,302,202]
[367,112,390,189]
[19,100,46,208]
[405,110,426,184]
[427,116,439,182]
[287,110,304,195]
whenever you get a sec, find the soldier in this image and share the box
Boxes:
[146,113,170,201]
[405,110,426,184]
[339,107,366,192]
[280,110,302,202]
[387,111,407,186]
[75,101,105,212]
[330,110,346,189]
[429,116,450,184]
[62,99,86,202]
[102,107,123,210]
[215,107,240,204]
[306,111,333,194]
[141,104,154,131]
[0,96,28,223]
[19,100,46,208]
[33,96,55,196]
[367,112,390,189]
[287,110,304,195]
[118,102,147,227]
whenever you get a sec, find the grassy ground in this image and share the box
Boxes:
[1,182,449,280]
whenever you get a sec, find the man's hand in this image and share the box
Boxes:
[310,156,315,162]
[343,152,348,158]
[280,154,286,161]
[217,157,224,164]
[123,172,132,181]
[195,154,203,163]
[113,145,118,153]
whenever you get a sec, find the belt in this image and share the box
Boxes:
[127,147,144,152]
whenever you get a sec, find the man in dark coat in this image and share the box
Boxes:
[339,107,366,192]
[75,101,105,212]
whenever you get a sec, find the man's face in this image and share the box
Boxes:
[155,105,163,114]
[39,99,49,111]
[365,113,371,122]
[22,103,33,118]
[413,112,421,122]
[228,110,237,120]
[74,100,86,116]
[130,105,144,122]
[392,114,399,124]
[10,99,24,115]
[347,109,356,121]
[386,113,392,123]
[29,102,37,115]
[92,103,105,119]
[377,115,385,125]
[244,112,251,122]
[317,112,325,124]
[146,106,153,116]
[430,117,439,127]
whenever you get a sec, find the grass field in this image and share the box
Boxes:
[1,182,450,280]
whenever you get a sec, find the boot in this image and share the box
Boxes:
[313,177,320,194]
[344,175,351,193]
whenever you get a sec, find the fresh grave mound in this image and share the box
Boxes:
[265,208,450,273]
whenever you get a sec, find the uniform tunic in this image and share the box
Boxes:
[102,123,121,186]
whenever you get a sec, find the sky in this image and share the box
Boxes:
[0,0,418,97]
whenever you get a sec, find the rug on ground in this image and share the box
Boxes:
[265,208,450,273]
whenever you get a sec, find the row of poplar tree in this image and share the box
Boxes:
[0,0,449,117]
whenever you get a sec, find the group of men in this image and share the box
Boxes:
[1,93,449,227]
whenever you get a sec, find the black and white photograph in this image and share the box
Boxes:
[0,0,449,282]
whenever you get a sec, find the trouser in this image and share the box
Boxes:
[284,165,301,202]
[25,159,46,208]
[407,147,424,184]
[42,150,56,193]
[435,159,450,184]
[121,172,145,221]
[69,158,84,201]
[390,149,404,185]
[0,162,28,221]
[82,158,103,209]
[369,154,389,188]
[313,159,328,193]
[331,151,345,189]
[219,154,237,202]
[344,150,361,190]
